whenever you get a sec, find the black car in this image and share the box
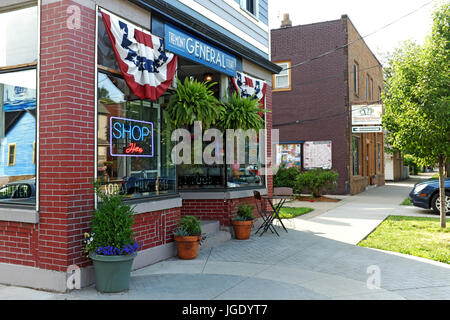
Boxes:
[0,178,36,204]
[409,178,450,214]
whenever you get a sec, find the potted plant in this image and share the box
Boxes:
[232,203,255,240]
[165,77,222,129]
[83,181,139,293]
[217,92,268,131]
[173,215,202,259]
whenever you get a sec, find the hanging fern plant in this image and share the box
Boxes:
[218,92,269,130]
[165,77,222,129]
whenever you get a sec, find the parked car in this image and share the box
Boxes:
[0,178,36,204]
[409,178,450,214]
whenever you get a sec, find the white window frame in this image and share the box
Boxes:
[353,62,359,96]
[273,61,291,91]
[240,0,259,19]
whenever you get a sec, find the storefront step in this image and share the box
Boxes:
[200,220,220,235]
[199,220,231,250]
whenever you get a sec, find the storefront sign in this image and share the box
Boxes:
[352,105,383,125]
[277,144,302,168]
[352,126,383,133]
[110,117,154,157]
[303,141,332,170]
[165,23,237,76]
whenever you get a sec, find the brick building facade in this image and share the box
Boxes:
[0,0,280,292]
[271,15,384,195]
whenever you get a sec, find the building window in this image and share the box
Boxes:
[7,144,16,166]
[353,62,359,96]
[352,135,361,176]
[377,142,382,172]
[273,61,291,91]
[370,78,373,101]
[378,86,382,101]
[0,5,37,205]
[97,72,177,200]
[366,74,369,100]
[240,0,258,17]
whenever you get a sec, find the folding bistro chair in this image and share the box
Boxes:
[253,191,279,236]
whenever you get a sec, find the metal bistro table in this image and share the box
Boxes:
[257,194,293,236]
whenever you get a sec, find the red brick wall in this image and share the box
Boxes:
[0,221,39,267]
[271,20,350,194]
[133,207,181,249]
[181,197,260,227]
[38,0,96,271]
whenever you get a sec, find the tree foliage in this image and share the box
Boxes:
[382,3,450,226]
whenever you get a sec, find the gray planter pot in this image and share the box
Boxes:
[89,252,137,293]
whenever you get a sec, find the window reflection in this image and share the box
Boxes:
[0,6,38,67]
[97,72,176,199]
[0,69,37,205]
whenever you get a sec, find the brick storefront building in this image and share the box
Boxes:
[0,0,280,292]
[271,14,385,195]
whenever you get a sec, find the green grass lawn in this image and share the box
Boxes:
[401,198,412,206]
[278,207,314,219]
[358,216,450,264]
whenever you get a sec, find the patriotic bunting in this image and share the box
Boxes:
[231,71,267,106]
[101,9,177,100]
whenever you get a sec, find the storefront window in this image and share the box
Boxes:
[97,13,120,71]
[377,142,381,172]
[97,72,176,199]
[0,6,38,68]
[226,135,263,188]
[0,69,37,205]
[352,135,360,176]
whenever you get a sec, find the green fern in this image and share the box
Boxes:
[218,92,269,130]
[166,77,222,129]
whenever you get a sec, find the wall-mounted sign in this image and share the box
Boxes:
[110,117,154,157]
[352,126,383,133]
[352,105,383,125]
[165,23,237,77]
[303,141,332,170]
[277,144,302,168]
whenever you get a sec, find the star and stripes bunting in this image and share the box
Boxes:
[100,8,177,100]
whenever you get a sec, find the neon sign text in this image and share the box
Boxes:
[125,143,144,154]
[110,117,154,158]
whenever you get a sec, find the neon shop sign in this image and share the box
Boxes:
[110,117,154,157]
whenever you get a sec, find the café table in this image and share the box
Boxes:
[258,194,293,236]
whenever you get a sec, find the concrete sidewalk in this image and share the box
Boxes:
[1,176,449,300]
[280,175,439,245]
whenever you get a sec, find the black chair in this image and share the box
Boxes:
[253,191,279,236]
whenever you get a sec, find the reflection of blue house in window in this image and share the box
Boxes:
[0,84,36,178]
[0,112,36,177]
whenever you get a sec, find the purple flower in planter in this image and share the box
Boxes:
[95,243,139,256]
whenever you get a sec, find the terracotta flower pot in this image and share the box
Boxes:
[174,235,200,259]
[232,220,253,240]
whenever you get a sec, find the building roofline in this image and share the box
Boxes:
[341,15,383,68]
[270,18,342,32]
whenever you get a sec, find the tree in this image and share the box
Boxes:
[382,3,450,228]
